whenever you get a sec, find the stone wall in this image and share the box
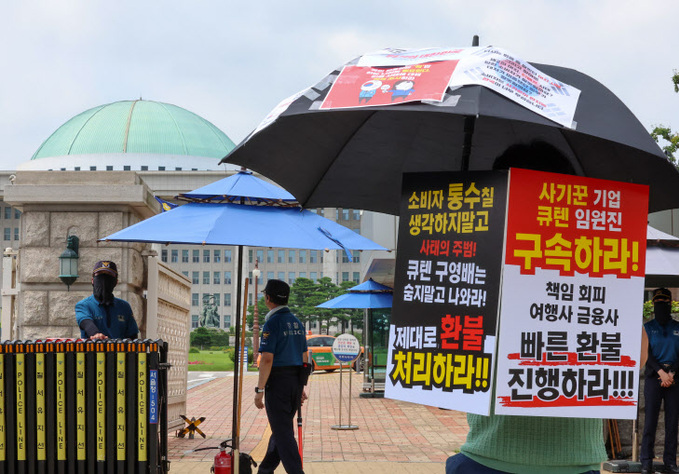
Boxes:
[4,171,157,340]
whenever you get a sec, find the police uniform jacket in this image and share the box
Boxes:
[259,306,308,366]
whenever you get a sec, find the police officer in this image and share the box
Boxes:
[641,287,679,474]
[75,261,139,340]
[254,279,309,474]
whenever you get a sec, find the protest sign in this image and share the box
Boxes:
[495,168,648,419]
[385,171,508,415]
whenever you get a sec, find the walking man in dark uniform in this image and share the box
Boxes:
[254,279,309,474]
[641,288,679,474]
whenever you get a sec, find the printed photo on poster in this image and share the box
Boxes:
[320,61,459,109]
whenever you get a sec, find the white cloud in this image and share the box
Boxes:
[0,0,677,169]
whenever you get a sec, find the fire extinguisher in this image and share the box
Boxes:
[211,445,232,474]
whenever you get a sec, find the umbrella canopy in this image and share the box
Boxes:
[102,202,384,251]
[221,46,679,215]
[317,278,393,309]
[645,225,679,287]
[100,170,386,463]
[645,247,679,288]
[179,169,298,204]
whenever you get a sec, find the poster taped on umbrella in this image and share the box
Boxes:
[320,61,458,109]
[355,46,581,129]
[495,169,648,419]
[385,171,508,415]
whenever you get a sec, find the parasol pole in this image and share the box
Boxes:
[237,279,249,451]
[231,245,244,473]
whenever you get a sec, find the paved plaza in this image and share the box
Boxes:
[169,370,468,472]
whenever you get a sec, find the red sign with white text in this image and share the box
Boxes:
[496,168,648,419]
[320,61,458,109]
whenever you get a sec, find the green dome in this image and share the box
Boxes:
[32,100,235,160]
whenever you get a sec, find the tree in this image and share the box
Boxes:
[651,70,679,164]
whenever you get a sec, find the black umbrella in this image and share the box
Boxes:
[221,46,679,215]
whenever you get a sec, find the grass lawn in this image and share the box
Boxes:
[188,350,234,371]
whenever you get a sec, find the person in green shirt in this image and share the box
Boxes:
[446,142,607,474]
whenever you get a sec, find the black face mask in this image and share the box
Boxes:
[93,274,117,305]
[654,301,672,326]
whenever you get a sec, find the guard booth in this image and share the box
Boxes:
[362,308,391,396]
[0,338,169,473]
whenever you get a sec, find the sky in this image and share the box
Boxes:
[1,0,678,171]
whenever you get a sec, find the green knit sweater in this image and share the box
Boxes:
[461,414,607,474]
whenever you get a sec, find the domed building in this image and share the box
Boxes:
[19,99,236,172]
[2,99,368,336]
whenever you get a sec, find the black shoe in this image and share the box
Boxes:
[666,466,679,474]
[641,466,653,474]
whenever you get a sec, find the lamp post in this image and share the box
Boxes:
[252,258,261,358]
[58,235,79,290]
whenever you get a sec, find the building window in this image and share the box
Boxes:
[299,272,306,279]
[353,209,361,220]
[203,250,210,263]
[90,166,96,171]
[267,249,274,263]
[193,250,200,263]
[158,166,165,171]
[256,249,264,263]
[248,271,252,285]
[192,272,199,284]
[213,272,220,285]
[4,208,10,219]
[192,294,199,306]
[171,250,178,263]
[267,271,274,282]
[203,272,210,285]
[182,271,189,277]
[342,209,350,220]
[342,272,349,282]
[299,250,306,264]
[224,293,231,306]
[224,271,232,284]
[353,250,360,263]
[278,272,285,281]
[213,250,221,263]
[191,315,199,329]
[310,272,317,282]
[182,250,189,263]
[14,209,21,219]
[224,315,231,328]
[202,293,211,306]
[353,272,360,283]
[248,249,253,263]
[310,250,318,263]
[14,228,19,240]
[124,166,131,171]
[278,250,284,263]
[342,251,350,263]
[224,249,232,262]
[74,167,81,171]
[141,166,148,171]
[161,249,168,263]
[288,272,295,284]
[214,293,220,306]
[106,166,113,171]
[288,250,295,264]
[175,167,182,171]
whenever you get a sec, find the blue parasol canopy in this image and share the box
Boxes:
[178,169,297,204]
[317,278,393,309]
[102,202,384,252]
